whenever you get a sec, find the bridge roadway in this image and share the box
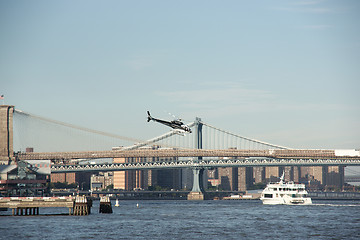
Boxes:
[17,149,360,160]
[51,157,360,173]
[17,149,360,173]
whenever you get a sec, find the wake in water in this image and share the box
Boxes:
[312,203,360,207]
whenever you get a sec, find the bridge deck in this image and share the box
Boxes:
[17,149,359,160]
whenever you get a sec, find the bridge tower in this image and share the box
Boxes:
[195,117,202,151]
[188,117,205,200]
[0,105,14,164]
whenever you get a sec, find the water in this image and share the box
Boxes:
[1,200,359,239]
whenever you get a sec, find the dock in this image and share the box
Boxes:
[0,196,86,216]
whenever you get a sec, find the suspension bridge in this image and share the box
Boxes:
[2,104,360,168]
[1,105,360,199]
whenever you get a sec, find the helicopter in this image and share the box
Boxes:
[147,111,192,134]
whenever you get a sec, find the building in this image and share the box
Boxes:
[253,167,265,183]
[217,167,236,190]
[207,164,347,192]
[50,171,92,190]
[265,167,280,182]
[90,172,114,191]
[238,167,253,191]
[51,172,76,184]
[209,166,254,191]
[113,146,183,191]
[0,160,49,196]
[113,157,148,190]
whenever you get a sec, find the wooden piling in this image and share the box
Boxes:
[73,195,92,215]
[99,196,112,214]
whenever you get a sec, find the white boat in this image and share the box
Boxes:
[260,172,312,205]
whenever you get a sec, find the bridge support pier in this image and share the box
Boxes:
[187,168,205,200]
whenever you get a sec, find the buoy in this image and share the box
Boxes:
[136,203,139,208]
[115,199,119,207]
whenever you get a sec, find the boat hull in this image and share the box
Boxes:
[261,197,312,205]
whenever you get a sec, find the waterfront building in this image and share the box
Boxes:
[207,164,346,192]
[113,146,182,190]
[265,166,280,182]
[50,172,92,190]
[90,172,113,191]
[325,166,344,191]
[0,160,48,196]
[113,157,126,189]
[299,166,323,184]
[253,167,265,183]
[51,172,76,184]
[218,167,237,191]
[238,167,253,191]
[209,166,254,191]
[295,166,345,191]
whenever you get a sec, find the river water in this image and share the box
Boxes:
[1,200,359,239]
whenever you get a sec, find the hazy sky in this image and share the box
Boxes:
[1,0,359,150]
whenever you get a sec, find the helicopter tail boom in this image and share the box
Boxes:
[147,111,152,122]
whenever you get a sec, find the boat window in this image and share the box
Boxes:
[264,194,273,198]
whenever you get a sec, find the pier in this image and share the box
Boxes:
[0,196,93,216]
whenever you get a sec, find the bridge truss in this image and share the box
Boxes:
[51,157,360,173]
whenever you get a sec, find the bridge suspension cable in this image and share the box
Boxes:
[13,109,290,152]
[120,122,196,150]
[14,109,142,143]
[14,109,194,152]
[201,122,290,150]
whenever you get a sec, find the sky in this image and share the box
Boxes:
[1,0,360,150]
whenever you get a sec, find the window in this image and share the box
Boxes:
[264,194,273,198]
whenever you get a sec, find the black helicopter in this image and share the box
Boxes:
[147,111,192,134]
